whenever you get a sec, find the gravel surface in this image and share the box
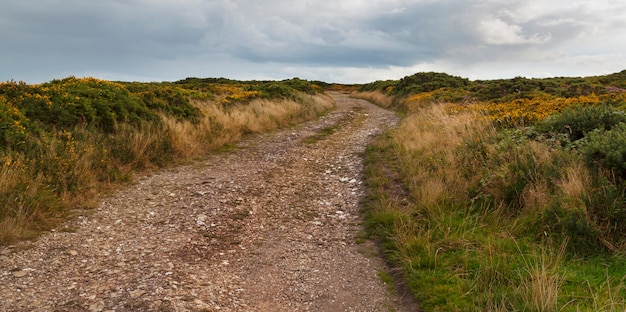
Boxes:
[0,93,415,311]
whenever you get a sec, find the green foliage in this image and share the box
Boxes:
[540,203,602,255]
[173,77,240,87]
[469,76,609,101]
[392,72,469,96]
[582,176,626,245]
[245,79,321,100]
[362,70,626,105]
[247,83,294,99]
[0,77,156,133]
[0,97,30,150]
[279,78,323,94]
[466,130,566,214]
[538,104,626,142]
[581,123,626,179]
[123,84,202,121]
[358,69,626,311]
[358,80,398,93]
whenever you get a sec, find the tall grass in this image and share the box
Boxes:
[351,91,394,108]
[166,94,334,155]
[363,99,626,311]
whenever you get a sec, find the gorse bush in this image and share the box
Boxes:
[392,72,469,96]
[246,81,309,101]
[129,85,202,121]
[279,77,323,94]
[360,70,626,104]
[0,77,156,133]
[357,80,397,93]
[582,123,626,179]
[538,104,626,142]
[0,97,30,150]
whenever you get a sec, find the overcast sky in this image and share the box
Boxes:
[2,0,626,83]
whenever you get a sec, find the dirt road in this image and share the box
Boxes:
[0,93,415,311]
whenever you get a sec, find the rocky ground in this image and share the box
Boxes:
[0,93,417,311]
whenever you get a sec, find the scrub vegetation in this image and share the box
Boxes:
[357,70,626,311]
[0,76,333,244]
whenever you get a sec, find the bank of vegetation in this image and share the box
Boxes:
[0,76,333,244]
[357,71,626,311]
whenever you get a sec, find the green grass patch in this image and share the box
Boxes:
[378,270,397,294]
[303,126,336,144]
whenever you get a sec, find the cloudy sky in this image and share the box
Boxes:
[1,0,626,83]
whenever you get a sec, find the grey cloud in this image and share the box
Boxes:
[1,0,625,83]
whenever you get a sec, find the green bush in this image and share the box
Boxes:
[540,203,602,255]
[0,97,30,150]
[581,122,626,179]
[392,72,469,96]
[583,177,626,243]
[247,83,294,99]
[538,104,626,141]
[358,80,398,93]
[133,86,201,121]
[280,78,322,94]
[1,77,157,133]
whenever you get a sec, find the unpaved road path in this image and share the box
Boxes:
[0,93,415,311]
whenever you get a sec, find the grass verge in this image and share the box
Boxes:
[363,101,626,311]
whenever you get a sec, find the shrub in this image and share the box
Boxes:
[538,104,626,141]
[0,97,30,150]
[358,80,398,93]
[581,123,626,179]
[247,83,294,100]
[0,155,64,237]
[392,72,469,96]
[583,176,626,246]
[540,203,602,255]
[132,86,201,121]
[1,77,157,133]
[280,78,322,94]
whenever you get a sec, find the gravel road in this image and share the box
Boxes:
[0,93,416,311]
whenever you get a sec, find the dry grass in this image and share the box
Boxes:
[157,93,334,161]
[518,244,566,312]
[392,103,496,204]
[351,91,394,108]
[162,115,206,159]
[522,181,551,211]
[559,163,590,201]
[0,156,62,242]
